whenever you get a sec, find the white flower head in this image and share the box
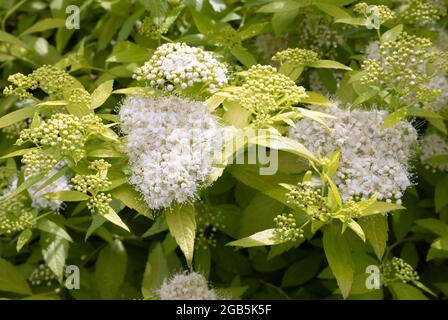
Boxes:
[420,132,448,172]
[119,96,222,209]
[133,43,228,91]
[288,105,418,203]
[28,167,71,211]
[158,271,218,300]
[364,41,381,61]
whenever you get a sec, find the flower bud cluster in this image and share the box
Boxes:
[3,65,75,99]
[398,0,446,26]
[272,48,319,65]
[381,257,419,286]
[133,43,228,91]
[21,151,58,176]
[0,193,35,235]
[286,182,332,222]
[28,264,57,287]
[138,16,169,39]
[353,3,396,24]
[274,213,304,242]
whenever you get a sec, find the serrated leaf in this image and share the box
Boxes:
[21,18,66,36]
[359,215,388,259]
[37,219,73,242]
[388,282,428,300]
[141,242,169,299]
[41,233,69,281]
[165,203,196,267]
[0,258,31,295]
[227,229,286,247]
[0,105,37,129]
[95,239,127,300]
[42,191,90,202]
[308,59,352,70]
[17,229,33,252]
[102,206,130,232]
[323,223,354,299]
[91,80,113,109]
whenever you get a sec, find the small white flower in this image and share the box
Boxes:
[158,271,218,300]
[119,96,222,209]
[420,132,448,172]
[133,43,228,91]
[288,104,417,203]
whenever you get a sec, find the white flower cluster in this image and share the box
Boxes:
[132,43,228,91]
[289,106,418,203]
[158,271,218,300]
[425,75,448,113]
[420,132,448,172]
[364,41,381,61]
[28,167,71,211]
[119,96,222,209]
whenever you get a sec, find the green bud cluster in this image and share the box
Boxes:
[87,192,112,215]
[17,113,107,163]
[274,213,303,242]
[2,121,27,140]
[195,200,223,250]
[381,257,419,286]
[3,65,75,99]
[68,88,91,107]
[353,3,396,24]
[28,264,57,287]
[361,32,448,107]
[286,182,332,222]
[240,65,307,126]
[399,0,446,26]
[0,167,16,191]
[272,48,319,65]
[214,25,241,50]
[21,150,58,176]
[138,16,169,39]
[0,195,36,235]
[71,162,112,194]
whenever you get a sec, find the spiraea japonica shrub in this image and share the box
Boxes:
[0,0,447,301]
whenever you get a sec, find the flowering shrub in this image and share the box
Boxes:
[0,0,447,301]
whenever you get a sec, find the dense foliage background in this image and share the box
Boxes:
[0,0,447,300]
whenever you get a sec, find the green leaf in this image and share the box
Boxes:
[347,220,366,242]
[388,283,428,300]
[141,242,169,299]
[111,184,152,219]
[227,229,286,247]
[308,59,352,70]
[415,218,448,236]
[300,92,335,106]
[91,80,114,109]
[37,219,73,242]
[95,239,127,300]
[361,201,405,216]
[0,30,27,48]
[323,223,354,299]
[359,215,388,260]
[0,105,37,129]
[102,206,130,232]
[230,47,257,67]
[431,235,448,252]
[112,87,153,96]
[194,246,211,279]
[435,177,448,213]
[248,134,318,163]
[381,107,408,129]
[314,3,352,19]
[165,203,196,267]
[272,9,300,35]
[258,1,305,12]
[21,18,66,36]
[281,255,322,287]
[0,258,31,295]
[0,147,38,159]
[381,24,403,42]
[17,229,33,252]
[42,191,90,202]
[106,41,151,63]
[41,233,69,281]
